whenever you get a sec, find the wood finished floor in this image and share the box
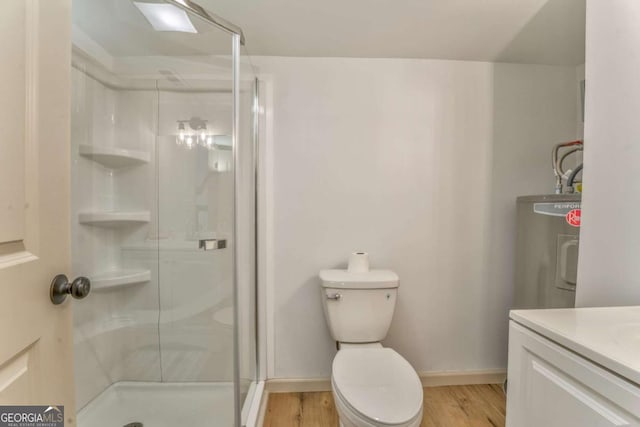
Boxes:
[263,384,505,427]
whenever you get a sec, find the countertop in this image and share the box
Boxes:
[510,306,640,385]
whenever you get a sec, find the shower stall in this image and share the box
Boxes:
[69,1,260,425]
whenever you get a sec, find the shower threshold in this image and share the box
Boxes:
[77,381,234,427]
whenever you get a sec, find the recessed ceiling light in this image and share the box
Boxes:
[133,2,197,33]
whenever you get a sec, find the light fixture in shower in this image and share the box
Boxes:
[133,2,198,33]
[176,117,221,150]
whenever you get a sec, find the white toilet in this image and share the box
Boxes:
[320,268,424,427]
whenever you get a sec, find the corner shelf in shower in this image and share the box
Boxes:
[90,269,151,291]
[78,211,150,227]
[79,144,150,169]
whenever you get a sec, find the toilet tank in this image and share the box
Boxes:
[319,269,399,343]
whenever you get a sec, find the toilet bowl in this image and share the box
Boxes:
[331,346,423,427]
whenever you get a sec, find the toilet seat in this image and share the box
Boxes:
[332,348,423,426]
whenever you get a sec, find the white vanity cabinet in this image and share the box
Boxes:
[506,309,640,427]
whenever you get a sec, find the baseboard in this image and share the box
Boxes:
[419,369,507,387]
[265,378,332,393]
[265,369,507,393]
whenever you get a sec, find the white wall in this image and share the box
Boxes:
[576,1,640,306]
[254,56,579,378]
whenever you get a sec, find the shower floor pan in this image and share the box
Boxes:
[77,381,234,427]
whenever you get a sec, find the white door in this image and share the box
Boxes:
[0,0,75,423]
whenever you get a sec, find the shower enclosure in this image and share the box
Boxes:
[69,1,259,425]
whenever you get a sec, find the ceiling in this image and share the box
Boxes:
[73,0,585,66]
[199,0,585,65]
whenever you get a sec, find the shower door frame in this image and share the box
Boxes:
[231,32,242,426]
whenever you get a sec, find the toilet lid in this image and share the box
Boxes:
[332,348,423,425]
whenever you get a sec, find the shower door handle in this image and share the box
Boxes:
[199,239,227,251]
[50,274,91,305]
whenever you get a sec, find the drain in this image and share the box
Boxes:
[124,423,143,427]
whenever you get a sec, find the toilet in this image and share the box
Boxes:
[320,268,423,427]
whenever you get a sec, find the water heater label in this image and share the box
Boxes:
[565,209,581,227]
[533,202,581,217]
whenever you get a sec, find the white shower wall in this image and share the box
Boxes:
[71,66,161,409]
[71,66,236,410]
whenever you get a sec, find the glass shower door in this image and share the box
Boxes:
[156,74,236,418]
[70,1,256,425]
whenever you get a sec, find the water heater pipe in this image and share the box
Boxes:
[567,163,583,191]
[552,140,583,194]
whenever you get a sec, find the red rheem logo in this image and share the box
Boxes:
[566,209,581,227]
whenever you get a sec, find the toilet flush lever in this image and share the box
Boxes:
[326,292,342,301]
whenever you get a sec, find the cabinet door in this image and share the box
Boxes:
[506,321,640,427]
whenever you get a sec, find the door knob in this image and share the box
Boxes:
[50,274,91,305]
